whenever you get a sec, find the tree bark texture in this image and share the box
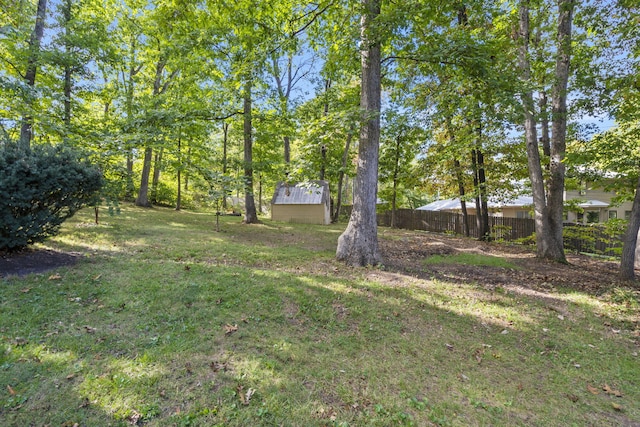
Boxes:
[332,130,354,223]
[517,0,568,262]
[546,0,575,263]
[222,122,229,209]
[243,79,259,224]
[620,175,640,281]
[135,146,153,207]
[19,0,47,149]
[336,0,382,266]
[176,136,182,211]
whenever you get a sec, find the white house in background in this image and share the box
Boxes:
[417,195,534,219]
[564,184,634,224]
[419,187,634,224]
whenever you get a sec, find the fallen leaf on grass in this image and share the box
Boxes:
[20,288,30,293]
[612,402,623,411]
[83,326,97,334]
[224,324,238,335]
[587,384,600,395]
[49,273,62,280]
[210,361,227,372]
[237,385,256,405]
[66,373,76,380]
[603,384,623,397]
[7,385,15,395]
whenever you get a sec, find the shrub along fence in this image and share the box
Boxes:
[373,208,624,257]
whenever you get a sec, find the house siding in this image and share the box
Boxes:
[272,204,329,225]
[565,188,634,223]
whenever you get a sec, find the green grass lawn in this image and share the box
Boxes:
[1,206,638,426]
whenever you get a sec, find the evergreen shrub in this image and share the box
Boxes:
[0,144,103,251]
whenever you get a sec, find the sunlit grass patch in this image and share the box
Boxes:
[423,252,520,269]
[1,205,638,426]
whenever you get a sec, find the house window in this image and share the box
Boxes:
[587,211,599,223]
[577,212,584,223]
[516,211,531,219]
[625,211,632,220]
[608,210,618,219]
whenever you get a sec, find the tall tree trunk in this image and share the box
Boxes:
[471,119,490,240]
[126,154,135,201]
[332,130,354,223]
[546,0,574,263]
[136,57,173,207]
[243,79,259,223]
[136,146,153,207]
[620,174,640,281]
[336,0,382,266]
[454,159,470,237]
[539,91,551,158]
[176,135,182,211]
[222,122,229,209]
[517,0,567,262]
[19,0,47,149]
[283,135,291,174]
[151,147,163,204]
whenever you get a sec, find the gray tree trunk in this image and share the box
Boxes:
[19,0,48,149]
[243,79,259,224]
[620,175,640,281]
[336,0,382,266]
[517,0,569,262]
[135,146,153,207]
[332,130,354,223]
[545,0,574,263]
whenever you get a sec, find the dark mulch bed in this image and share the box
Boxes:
[0,249,81,278]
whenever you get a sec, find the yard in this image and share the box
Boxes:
[1,206,638,426]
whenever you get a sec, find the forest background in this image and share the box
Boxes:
[1,0,639,267]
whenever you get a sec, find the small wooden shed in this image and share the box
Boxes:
[271,181,330,225]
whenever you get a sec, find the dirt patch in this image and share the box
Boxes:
[379,231,626,295]
[0,249,81,278]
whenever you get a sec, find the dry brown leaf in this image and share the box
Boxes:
[587,384,600,395]
[603,384,623,397]
[210,361,227,372]
[612,402,623,411]
[48,273,62,280]
[83,326,96,334]
[20,288,31,293]
[66,373,76,380]
[7,385,15,395]
[224,324,238,335]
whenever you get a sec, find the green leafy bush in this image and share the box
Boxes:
[0,144,103,251]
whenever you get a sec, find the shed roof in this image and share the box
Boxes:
[271,181,329,205]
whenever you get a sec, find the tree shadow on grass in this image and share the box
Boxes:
[1,253,638,426]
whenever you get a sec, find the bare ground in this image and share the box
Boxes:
[0,248,80,278]
[378,230,628,296]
